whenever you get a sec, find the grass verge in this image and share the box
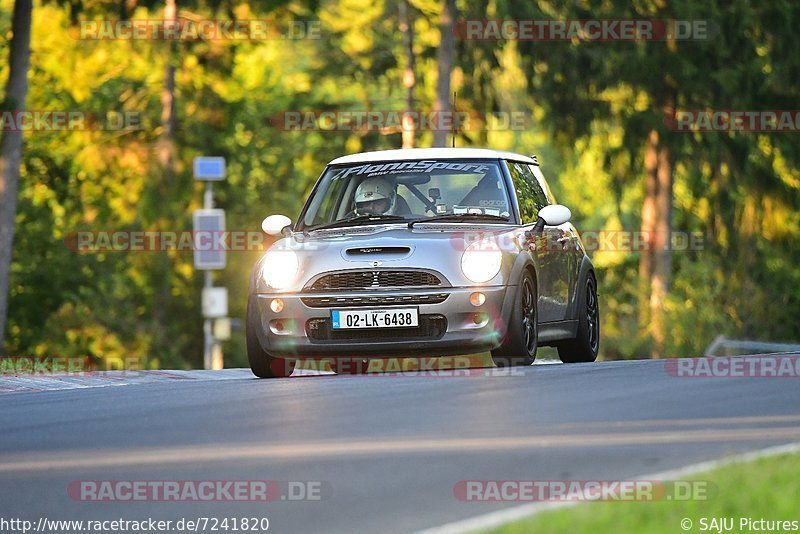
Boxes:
[488,450,800,534]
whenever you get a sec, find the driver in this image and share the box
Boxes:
[354,177,397,215]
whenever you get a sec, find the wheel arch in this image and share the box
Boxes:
[500,254,538,331]
[569,255,596,320]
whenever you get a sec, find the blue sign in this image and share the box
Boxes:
[193,157,226,180]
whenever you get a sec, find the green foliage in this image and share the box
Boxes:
[1,0,799,366]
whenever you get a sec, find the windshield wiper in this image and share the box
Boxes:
[307,214,408,232]
[408,213,510,228]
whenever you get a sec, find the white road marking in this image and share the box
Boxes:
[1,426,799,472]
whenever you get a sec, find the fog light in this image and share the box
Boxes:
[470,292,486,306]
[270,298,284,313]
[269,319,291,335]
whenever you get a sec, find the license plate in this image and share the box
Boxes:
[331,308,419,329]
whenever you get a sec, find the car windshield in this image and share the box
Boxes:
[299,159,513,230]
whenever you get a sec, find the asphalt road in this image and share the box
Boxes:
[1,357,799,533]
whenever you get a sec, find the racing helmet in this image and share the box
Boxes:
[354,177,397,215]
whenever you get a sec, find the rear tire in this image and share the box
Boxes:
[491,270,538,367]
[246,296,295,378]
[556,274,600,363]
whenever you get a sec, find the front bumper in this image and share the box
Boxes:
[252,286,511,359]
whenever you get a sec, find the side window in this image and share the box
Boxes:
[304,176,349,225]
[508,162,548,224]
[530,165,557,204]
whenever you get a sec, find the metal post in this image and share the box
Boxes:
[195,158,227,371]
[204,181,213,210]
[203,180,215,370]
[203,271,213,370]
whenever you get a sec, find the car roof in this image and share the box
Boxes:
[328,148,538,166]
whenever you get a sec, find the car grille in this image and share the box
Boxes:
[306,315,447,342]
[301,293,449,308]
[306,270,443,291]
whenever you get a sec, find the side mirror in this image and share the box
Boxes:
[262,214,293,237]
[532,204,571,233]
[539,204,571,226]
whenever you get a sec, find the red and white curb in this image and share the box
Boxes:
[0,358,563,395]
[0,369,254,394]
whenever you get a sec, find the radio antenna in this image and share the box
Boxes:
[451,91,457,148]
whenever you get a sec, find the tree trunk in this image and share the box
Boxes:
[152,0,178,350]
[649,140,673,358]
[399,0,416,149]
[638,130,659,333]
[0,0,33,354]
[432,0,456,148]
[157,0,178,184]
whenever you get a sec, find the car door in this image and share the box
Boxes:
[507,161,568,322]
[528,164,574,321]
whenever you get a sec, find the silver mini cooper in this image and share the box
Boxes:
[247,148,599,378]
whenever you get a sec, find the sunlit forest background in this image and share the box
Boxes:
[1,0,799,369]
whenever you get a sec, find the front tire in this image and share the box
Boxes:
[556,274,600,363]
[491,270,538,367]
[246,296,295,378]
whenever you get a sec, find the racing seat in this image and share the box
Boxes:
[394,194,412,215]
[459,174,507,209]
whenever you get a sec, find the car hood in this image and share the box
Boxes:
[252,223,520,292]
